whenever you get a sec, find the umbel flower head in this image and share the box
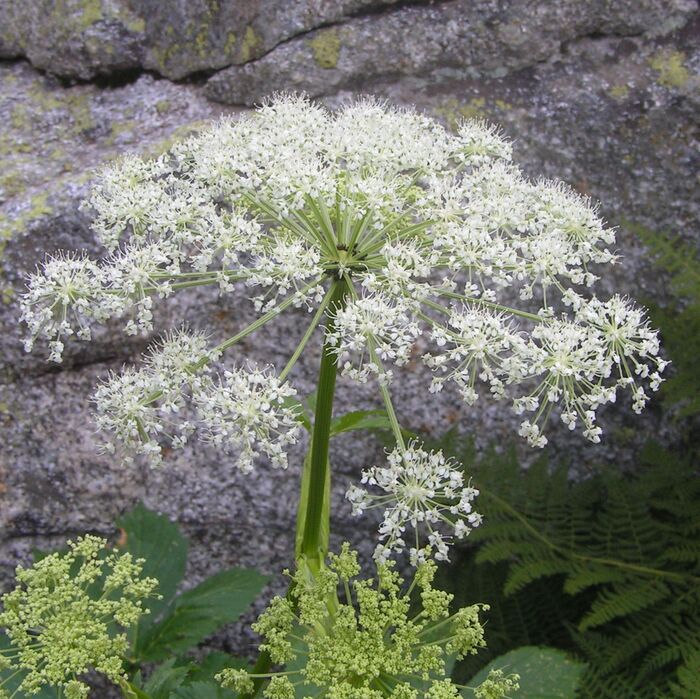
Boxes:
[347,441,482,564]
[217,543,518,699]
[0,535,158,698]
[20,94,666,558]
[21,94,665,452]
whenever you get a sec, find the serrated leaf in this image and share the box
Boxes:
[143,659,190,699]
[117,503,188,636]
[173,681,238,699]
[137,567,268,661]
[329,409,392,436]
[464,646,585,698]
[187,652,248,683]
[117,504,188,604]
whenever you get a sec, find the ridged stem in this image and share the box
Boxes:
[299,277,348,563]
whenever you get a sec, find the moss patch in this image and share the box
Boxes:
[0,173,28,198]
[434,98,487,131]
[77,0,103,29]
[608,84,630,100]
[239,25,261,63]
[225,31,237,56]
[50,0,104,33]
[124,14,145,34]
[650,50,689,89]
[308,28,341,70]
[66,93,95,134]
[0,193,53,245]
[155,100,172,115]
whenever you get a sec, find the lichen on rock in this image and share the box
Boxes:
[309,28,341,69]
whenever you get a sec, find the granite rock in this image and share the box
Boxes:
[0,0,146,79]
[206,0,697,104]
[0,0,412,80]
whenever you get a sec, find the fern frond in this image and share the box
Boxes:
[669,652,700,698]
[503,558,570,595]
[445,433,700,698]
[578,580,670,631]
[626,221,700,302]
[562,567,626,595]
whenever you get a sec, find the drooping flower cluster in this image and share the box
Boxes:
[93,330,300,470]
[0,536,158,698]
[218,544,516,699]
[21,94,665,458]
[346,441,482,564]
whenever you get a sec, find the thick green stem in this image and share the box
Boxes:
[239,278,346,699]
[299,277,348,564]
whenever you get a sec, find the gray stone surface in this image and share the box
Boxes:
[0,0,698,670]
[0,0,147,78]
[207,0,697,104]
[1,0,413,80]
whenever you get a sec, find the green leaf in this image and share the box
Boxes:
[187,652,249,683]
[464,646,585,698]
[171,653,246,699]
[284,397,312,432]
[172,681,238,699]
[329,409,392,436]
[285,627,323,698]
[117,503,188,614]
[143,659,190,699]
[137,567,268,661]
[118,503,188,661]
[122,680,155,699]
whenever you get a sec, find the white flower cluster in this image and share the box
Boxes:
[21,94,666,522]
[347,441,482,564]
[327,294,421,384]
[193,365,300,472]
[93,330,299,471]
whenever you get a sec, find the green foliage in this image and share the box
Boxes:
[441,227,700,698]
[125,653,245,699]
[465,647,585,698]
[137,566,268,662]
[1,504,267,699]
[627,221,700,417]
[117,504,188,651]
[117,504,268,665]
[438,435,700,699]
[0,635,60,698]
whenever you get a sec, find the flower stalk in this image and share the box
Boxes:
[298,276,349,568]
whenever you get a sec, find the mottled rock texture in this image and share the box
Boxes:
[207,0,697,104]
[0,0,698,662]
[0,0,410,80]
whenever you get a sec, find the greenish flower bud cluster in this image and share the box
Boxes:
[0,535,159,697]
[473,670,520,699]
[218,543,512,699]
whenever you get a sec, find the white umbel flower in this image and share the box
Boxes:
[93,330,299,471]
[194,365,300,473]
[22,253,107,362]
[327,294,421,384]
[347,441,482,564]
[22,93,665,481]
